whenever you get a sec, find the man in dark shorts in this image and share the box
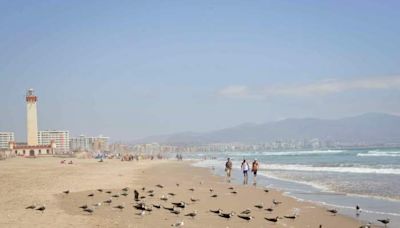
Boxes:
[225,158,233,182]
[252,159,259,185]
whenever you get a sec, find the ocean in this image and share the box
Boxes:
[176,148,400,227]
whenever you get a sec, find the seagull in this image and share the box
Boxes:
[219,211,235,219]
[63,190,70,195]
[105,190,112,194]
[272,199,282,206]
[148,193,154,197]
[188,188,195,192]
[172,201,186,208]
[121,192,128,197]
[141,187,146,191]
[209,188,214,193]
[111,194,119,198]
[209,209,222,214]
[241,209,251,214]
[171,221,184,227]
[238,214,254,221]
[163,205,175,211]
[92,202,102,207]
[156,184,164,188]
[231,191,238,194]
[114,205,124,210]
[36,206,46,212]
[185,210,197,218]
[265,216,280,223]
[171,208,181,215]
[136,210,146,216]
[147,190,154,193]
[134,202,146,210]
[176,183,180,187]
[228,187,234,190]
[168,192,176,196]
[103,199,112,204]
[190,197,200,203]
[254,203,264,209]
[79,204,88,209]
[152,204,161,209]
[87,193,94,197]
[359,222,372,228]
[210,194,218,198]
[377,218,390,227]
[83,208,94,214]
[160,195,168,201]
[327,209,337,216]
[26,205,36,209]
[122,187,129,192]
[264,189,269,193]
[97,189,103,192]
[284,215,297,219]
[356,205,361,216]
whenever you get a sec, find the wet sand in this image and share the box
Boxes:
[0,157,379,227]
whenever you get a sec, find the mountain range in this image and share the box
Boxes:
[135,113,400,145]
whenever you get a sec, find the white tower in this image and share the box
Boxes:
[26,89,38,146]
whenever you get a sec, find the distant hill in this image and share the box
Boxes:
[135,113,400,145]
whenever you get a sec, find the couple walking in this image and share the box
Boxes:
[225,158,259,185]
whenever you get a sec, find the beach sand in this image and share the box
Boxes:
[0,157,378,227]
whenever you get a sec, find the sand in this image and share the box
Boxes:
[0,157,379,228]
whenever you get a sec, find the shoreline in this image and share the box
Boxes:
[0,157,385,227]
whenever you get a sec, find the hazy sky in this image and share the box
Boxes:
[1,0,400,141]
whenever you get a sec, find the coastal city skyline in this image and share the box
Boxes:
[1,1,400,141]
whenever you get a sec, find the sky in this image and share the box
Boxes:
[1,0,400,141]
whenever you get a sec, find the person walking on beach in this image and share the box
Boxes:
[252,159,259,185]
[241,159,250,184]
[225,158,233,182]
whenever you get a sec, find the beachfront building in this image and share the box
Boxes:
[38,130,70,154]
[70,135,109,152]
[0,132,14,149]
[11,89,56,157]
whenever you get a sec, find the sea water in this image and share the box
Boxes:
[177,148,400,227]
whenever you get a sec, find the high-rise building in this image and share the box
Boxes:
[70,135,109,152]
[0,132,14,149]
[38,130,70,154]
[26,89,38,146]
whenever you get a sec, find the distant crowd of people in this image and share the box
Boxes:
[225,157,259,185]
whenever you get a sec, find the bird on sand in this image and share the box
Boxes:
[238,214,254,221]
[265,207,274,212]
[152,204,161,209]
[122,187,129,192]
[272,199,282,206]
[185,210,197,218]
[359,222,372,228]
[172,201,186,208]
[171,221,184,227]
[105,190,112,194]
[136,210,146,216]
[111,194,119,198]
[219,211,235,219]
[356,205,361,216]
[176,183,180,187]
[228,187,234,190]
[141,187,146,191]
[188,188,195,192]
[121,192,128,197]
[265,216,280,223]
[209,188,214,193]
[63,190,69,195]
[254,203,263,209]
[241,209,251,214]
[156,184,164,188]
[148,193,154,197]
[163,205,175,211]
[209,209,222,214]
[147,190,154,193]
[79,204,88,209]
[168,192,176,196]
[97,189,103,192]
[103,199,112,204]
[26,205,36,209]
[83,208,94,214]
[377,218,390,227]
[284,214,297,219]
[171,208,181,215]
[190,197,200,203]
[210,194,218,198]
[231,191,238,194]
[134,190,139,201]
[114,205,124,210]
[264,189,269,193]
[327,209,338,216]
[36,206,46,212]
[134,202,146,210]
[87,193,94,197]
[92,202,101,207]
[160,195,168,201]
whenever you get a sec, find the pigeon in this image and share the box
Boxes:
[254,203,264,209]
[171,221,184,227]
[156,184,164,188]
[97,189,103,192]
[83,208,94,214]
[210,194,218,198]
[168,192,176,196]
[265,216,280,223]
[111,194,119,198]
[114,205,124,210]
[265,207,274,212]
[231,191,238,194]
[241,209,251,214]
[87,193,94,197]
[105,190,112,194]
[26,205,36,209]
[272,199,282,206]
[103,199,112,204]
[377,218,390,227]
[238,214,253,221]
[63,190,70,194]
[185,211,197,218]
[152,204,161,209]
[219,212,235,219]
[209,209,222,214]
[122,187,129,192]
[121,192,128,197]
[36,206,46,212]
[79,204,88,209]
[327,209,338,216]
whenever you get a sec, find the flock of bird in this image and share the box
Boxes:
[25,183,391,227]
